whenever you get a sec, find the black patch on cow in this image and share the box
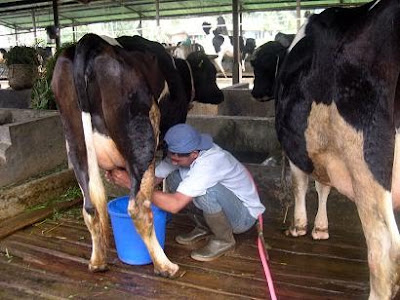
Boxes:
[243,38,256,60]
[335,61,395,189]
[228,36,245,53]
[117,35,189,138]
[215,16,229,36]
[276,76,314,173]
[212,35,224,53]
[174,58,192,103]
[186,51,224,104]
[202,22,212,35]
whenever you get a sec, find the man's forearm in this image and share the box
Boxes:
[152,190,192,214]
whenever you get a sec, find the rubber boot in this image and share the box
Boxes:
[175,214,210,245]
[190,211,236,261]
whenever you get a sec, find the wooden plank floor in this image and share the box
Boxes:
[0,165,390,299]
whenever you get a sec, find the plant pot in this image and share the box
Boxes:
[8,64,38,90]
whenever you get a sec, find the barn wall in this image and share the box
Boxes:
[0,89,31,109]
[187,115,279,162]
[189,85,274,117]
[0,108,68,188]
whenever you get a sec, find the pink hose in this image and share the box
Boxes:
[257,214,277,300]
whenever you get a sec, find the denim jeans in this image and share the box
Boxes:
[166,170,256,234]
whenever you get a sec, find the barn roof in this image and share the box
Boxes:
[1,0,369,31]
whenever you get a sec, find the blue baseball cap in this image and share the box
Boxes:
[164,124,213,153]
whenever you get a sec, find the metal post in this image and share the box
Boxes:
[53,0,60,50]
[155,0,160,26]
[296,0,301,30]
[32,9,37,46]
[138,18,143,36]
[72,24,76,43]
[239,6,243,37]
[232,0,240,84]
[14,27,18,46]
[155,0,160,39]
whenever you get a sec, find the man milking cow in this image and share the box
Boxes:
[106,123,265,261]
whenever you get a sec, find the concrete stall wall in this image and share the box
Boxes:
[187,115,279,160]
[0,89,31,109]
[189,84,274,117]
[0,109,67,188]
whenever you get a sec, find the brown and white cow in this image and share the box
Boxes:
[51,33,223,277]
[252,0,400,298]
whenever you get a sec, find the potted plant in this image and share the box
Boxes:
[4,46,40,90]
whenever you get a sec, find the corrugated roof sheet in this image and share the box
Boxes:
[0,0,369,31]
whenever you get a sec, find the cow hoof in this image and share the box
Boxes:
[89,263,109,273]
[312,228,329,240]
[285,225,307,237]
[154,263,180,278]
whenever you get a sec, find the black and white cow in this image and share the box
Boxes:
[251,38,332,240]
[201,20,256,77]
[51,33,223,278]
[252,0,400,298]
[251,33,296,101]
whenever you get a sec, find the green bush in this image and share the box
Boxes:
[31,43,74,110]
[4,46,40,66]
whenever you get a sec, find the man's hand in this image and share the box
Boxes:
[105,168,131,189]
[105,168,164,190]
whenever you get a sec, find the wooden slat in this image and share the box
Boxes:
[0,179,379,300]
[0,197,82,240]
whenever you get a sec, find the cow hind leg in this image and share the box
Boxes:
[81,113,110,272]
[355,184,400,299]
[312,181,330,240]
[51,54,109,273]
[82,186,109,272]
[285,160,308,237]
[128,163,179,278]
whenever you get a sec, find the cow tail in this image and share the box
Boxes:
[74,34,110,246]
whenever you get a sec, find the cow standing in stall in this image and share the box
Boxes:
[252,0,400,298]
[201,17,256,77]
[51,33,223,277]
[251,36,332,240]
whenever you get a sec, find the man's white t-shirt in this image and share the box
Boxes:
[155,144,265,219]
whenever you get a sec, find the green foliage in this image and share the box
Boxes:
[60,186,82,201]
[4,46,40,67]
[31,57,57,110]
[31,43,75,110]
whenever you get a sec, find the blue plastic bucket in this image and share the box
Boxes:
[107,196,167,265]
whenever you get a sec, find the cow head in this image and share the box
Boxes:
[251,41,288,102]
[186,51,224,104]
[274,32,296,48]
